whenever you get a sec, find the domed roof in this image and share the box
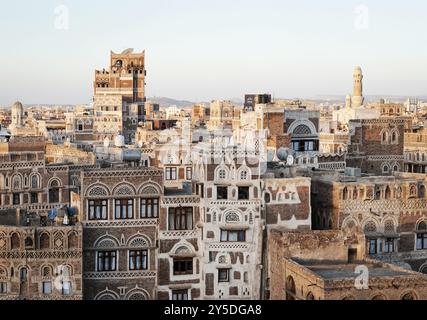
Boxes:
[12,101,23,109]
[354,66,362,72]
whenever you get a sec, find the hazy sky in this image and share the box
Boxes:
[1,0,427,106]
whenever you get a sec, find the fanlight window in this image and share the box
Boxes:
[364,221,377,233]
[115,185,134,196]
[218,255,227,264]
[293,125,312,135]
[128,292,147,300]
[42,266,52,278]
[128,237,148,248]
[50,180,60,188]
[96,238,117,249]
[417,221,427,231]
[225,212,240,223]
[98,294,116,300]
[384,220,395,233]
[88,186,108,197]
[175,246,192,255]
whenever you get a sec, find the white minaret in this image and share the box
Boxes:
[11,101,24,127]
[345,95,352,109]
[352,66,364,108]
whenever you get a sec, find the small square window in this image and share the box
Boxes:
[218,269,229,282]
[172,290,188,300]
[217,186,228,200]
[238,187,249,200]
[173,259,193,275]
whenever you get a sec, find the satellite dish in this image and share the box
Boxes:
[286,155,294,166]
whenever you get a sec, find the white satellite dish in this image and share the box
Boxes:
[286,155,294,166]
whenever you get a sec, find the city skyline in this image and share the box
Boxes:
[1,0,427,105]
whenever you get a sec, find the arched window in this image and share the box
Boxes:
[40,233,50,250]
[384,220,395,234]
[352,188,357,200]
[306,292,315,300]
[62,265,72,277]
[372,294,387,300]
[31,175,40,189]
[385,186,391,199]
[395,186,402,199]
[68,232,78,249]
[419,185,426,198]
[401,292,416,300]
[25,236,33,248]
[382,165,390,174]
[240,170,248,180]
[12,175,21,190]
[128,292,147,300]
[382,131,390,144]
[20,267,27,282]
[218,169,227,180]
[410,185,417,198]
[49,180,60,203]
[97,293,117,300]
[293,125,312,135]
[42,266,52,278]
[11,233,20,250]
[418,221,427,231]
[343,187,349,200]
[416,221,427,250]
[391,131,398,144]
[285,276,296,300]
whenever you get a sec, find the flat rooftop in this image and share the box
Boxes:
[295,259,416,280]
[314,172,427,184]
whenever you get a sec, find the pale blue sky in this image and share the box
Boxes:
[1,0,427,105]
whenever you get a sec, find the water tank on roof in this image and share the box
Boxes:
[114,135,125,147]
[123,149,141,161]
[277,147,289,161]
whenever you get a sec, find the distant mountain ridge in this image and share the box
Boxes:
[147,97,244,108]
